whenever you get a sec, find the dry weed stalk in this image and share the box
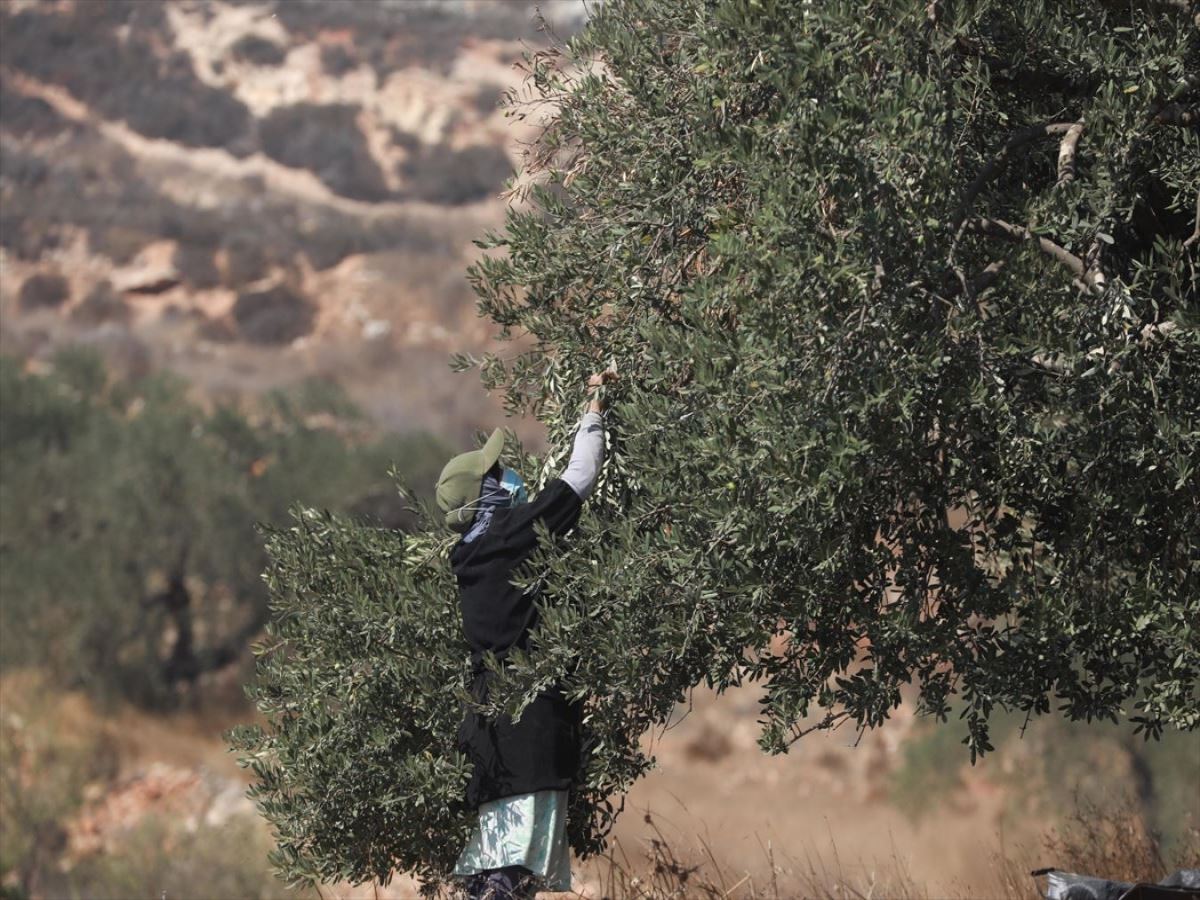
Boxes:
[569,792,1200,900]
[571,812,928,900]
[1038,793,1199,885]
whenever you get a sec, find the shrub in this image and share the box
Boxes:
[259,103,391,203]
[17,272,69,310]
[172,243,221,290]
[400,142,513,205]
[0,674,121,900]
[270,0,540,78]
[229,34,286,67]
[220,232,271,287]
[319,43,357,77]
[59,815,286,900]
[86,225,152,265]
[0,5,252,153]
[231,284,315,345]
[0,84,74,139]
[472,83,507,118]
[70,280,129,326]
[1040,795,1200,885]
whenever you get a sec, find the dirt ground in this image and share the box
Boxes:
[9,670,1185,899]
[575,685,1026,898]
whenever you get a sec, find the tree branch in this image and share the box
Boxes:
[967,217,1104,294]
[1056,120,1085,186]
[953,122,1076,230]
[1084,239,1108,295]
[163,607,267,685]
[786,710,851,746]
[197,615,268,675]
[1184,191,1200,250]
[971,258,1009,296]
[670,244,706,287]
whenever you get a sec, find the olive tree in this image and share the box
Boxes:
[233,0,1199,890]
[0,350,443,706]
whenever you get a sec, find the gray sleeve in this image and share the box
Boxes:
[560,411,605,500]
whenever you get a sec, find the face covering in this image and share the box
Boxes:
[499,467,528,505]
[461,467,526,544]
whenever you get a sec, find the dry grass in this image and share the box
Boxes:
[4,673,1194,900]
[566,812,928,900]
[1036,793,1199,885]
[560,796,1200,900]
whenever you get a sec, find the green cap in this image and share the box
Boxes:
[435,428,506,532]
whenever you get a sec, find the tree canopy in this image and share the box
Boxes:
[233,0,1199,891]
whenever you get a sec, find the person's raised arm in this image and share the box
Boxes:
[560,369,617,500]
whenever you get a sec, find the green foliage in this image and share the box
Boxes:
[0,351,446,706]
[230,506,473,893]
[238,0,1199,887]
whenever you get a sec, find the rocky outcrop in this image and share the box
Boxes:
[0,0,584,442]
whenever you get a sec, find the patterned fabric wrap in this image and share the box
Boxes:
[453,789,571,891]
[461,472,510,544]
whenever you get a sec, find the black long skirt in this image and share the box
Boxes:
[457,669,582,808]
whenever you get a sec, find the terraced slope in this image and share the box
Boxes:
[0,0,586,441]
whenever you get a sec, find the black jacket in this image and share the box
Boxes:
[451,478,584,807]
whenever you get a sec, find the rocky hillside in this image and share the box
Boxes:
[0,0,586,442]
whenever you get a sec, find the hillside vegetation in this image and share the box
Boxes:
[0,350,447,708]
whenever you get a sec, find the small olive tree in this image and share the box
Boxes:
[0,350,443,707]
[233,0,1199,891]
